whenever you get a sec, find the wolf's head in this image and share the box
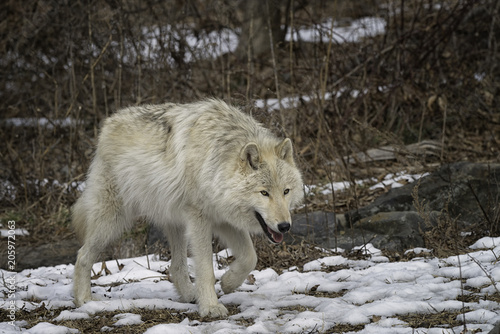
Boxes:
[239,138,303,243]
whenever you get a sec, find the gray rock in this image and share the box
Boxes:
[287,210,436,251]
[289,162,500,251]
[344,162,500,227]
[285,211,337,247]
[489,321,500,334]
[1,239,81,271]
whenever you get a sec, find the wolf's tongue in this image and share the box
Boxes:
[268,227,284,243]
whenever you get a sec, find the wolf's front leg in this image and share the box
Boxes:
[216,224,257,294]
[187,216,228,317]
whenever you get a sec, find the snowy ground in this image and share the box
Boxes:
[1,237,499,333]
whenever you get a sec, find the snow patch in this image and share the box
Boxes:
[0,219,498,333]
[113,313,143,327]
[286,17,386,44]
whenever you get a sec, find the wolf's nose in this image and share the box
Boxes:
[278,222,291,233]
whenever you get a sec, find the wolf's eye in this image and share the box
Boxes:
[284,189,290,195]
[260,190,269,197]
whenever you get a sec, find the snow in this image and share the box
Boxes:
[304,171,429,198]
[2,117,77,129]
[0,227,29,238]
[112,313,143,327]
[133,15,386,66]
[0,178,85,202]
[286,17,386,44]
[143,318,192,334]
[254,89,367,112]
[132,26,239,65]
[25,322,79,334]
[1,238,499,333]
[470,236,499,249]
[474,72,486,81]
[369,172,430,190]
[53,310,89,322]
[461,309,499,324]
[404,247,432,255]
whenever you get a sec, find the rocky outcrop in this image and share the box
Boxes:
[1,239,81,271]
[289,162,500,251]
[343,162,500,226]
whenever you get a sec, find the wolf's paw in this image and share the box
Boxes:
[221,275,237,294]
[74,294,100,307]
[174,281,196,303]
[198,302,228,318]
[221,270,246,294]
[179,289,196,303]
[74,299,85,308]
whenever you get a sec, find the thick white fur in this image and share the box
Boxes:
[72,99,303,317]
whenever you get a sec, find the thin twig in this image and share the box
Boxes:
[467,254,500,293]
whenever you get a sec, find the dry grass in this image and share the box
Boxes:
[5,304,243,334]
[398,309,469,329]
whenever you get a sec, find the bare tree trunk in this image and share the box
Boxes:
[236,0,287,61]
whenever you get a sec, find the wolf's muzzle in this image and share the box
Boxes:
[255,211,289,244]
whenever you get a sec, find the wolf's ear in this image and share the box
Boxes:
[276,138,294,165]
[240,142,261,170]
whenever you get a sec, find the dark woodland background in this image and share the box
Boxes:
[0,0,499,248]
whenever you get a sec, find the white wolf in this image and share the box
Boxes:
[72,99,303,317]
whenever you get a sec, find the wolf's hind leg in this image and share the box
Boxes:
[216,225,257,294]
[73,241,100,306]
[163,224,196,303]
[73,189,131,307]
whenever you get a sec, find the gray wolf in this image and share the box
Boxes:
[72,99,303,317]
